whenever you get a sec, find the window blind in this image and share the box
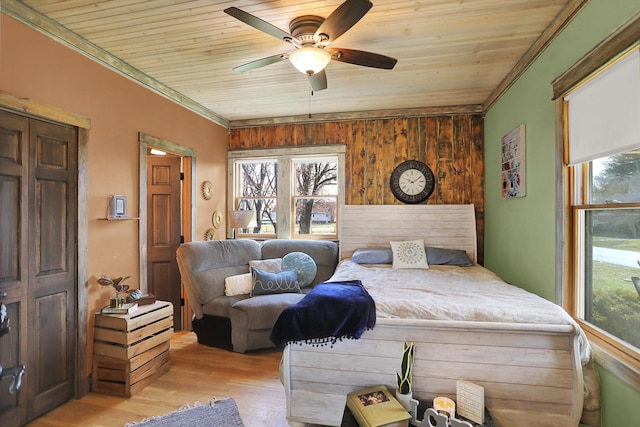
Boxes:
[566,47,639,165]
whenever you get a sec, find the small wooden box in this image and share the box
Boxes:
[92,301,173,396]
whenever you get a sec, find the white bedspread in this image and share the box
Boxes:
[329,260,590,362]
[329,260,601,426]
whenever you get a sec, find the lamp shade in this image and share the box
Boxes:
[289,47,331,75]
[228,210,255,229]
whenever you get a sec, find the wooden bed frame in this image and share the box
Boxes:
[280,204,584,427]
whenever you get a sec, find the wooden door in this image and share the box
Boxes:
[0,111,29,427]
[0,110,77,426]
[147,155,182,330]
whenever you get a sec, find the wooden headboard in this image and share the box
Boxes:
[338,204,477,262]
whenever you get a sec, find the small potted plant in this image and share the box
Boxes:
[396,341,415,412]
[98,275,130,308]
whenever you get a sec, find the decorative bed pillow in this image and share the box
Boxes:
[390,240,429,269]
[352,247,393,264]
[426,247,474,267]
[250,267,300,296]
[224,273,253,296]
[281,252,317,287]
[249,258,282,273]
[352,246,473,267]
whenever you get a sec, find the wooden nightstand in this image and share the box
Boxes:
[92,300,173,397]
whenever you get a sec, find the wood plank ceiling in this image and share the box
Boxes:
[8,0,582,126]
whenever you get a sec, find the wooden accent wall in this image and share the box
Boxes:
[229,114,485,263]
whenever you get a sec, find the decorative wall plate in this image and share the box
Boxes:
[204,228,215,240]
[212,210,223,229]
[201,181,213,200]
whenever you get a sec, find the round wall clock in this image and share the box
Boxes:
[390,160,435,204]
[201,181,213,200]
[212,210,222,229]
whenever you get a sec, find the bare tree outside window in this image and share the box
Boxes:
[233,152,341,239]
[238,161,277,234]
[294,160,338,235]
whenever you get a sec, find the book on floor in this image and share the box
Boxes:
[346,385,411,427]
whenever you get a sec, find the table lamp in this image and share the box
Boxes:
[228,210,255,239]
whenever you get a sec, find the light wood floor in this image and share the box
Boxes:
[26,331,300,427]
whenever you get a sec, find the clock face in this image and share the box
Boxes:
[399,169,427,195]
[390,160,435,204]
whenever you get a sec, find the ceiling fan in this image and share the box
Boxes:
[224,0,397,91]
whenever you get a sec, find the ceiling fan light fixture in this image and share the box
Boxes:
[289,47,331,75]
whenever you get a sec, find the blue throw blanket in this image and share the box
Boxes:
[270,280,376,347]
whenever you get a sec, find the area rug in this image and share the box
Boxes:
[124,397,245,427]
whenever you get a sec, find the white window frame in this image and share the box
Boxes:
[291,156,340,239]
[228,145,345,240]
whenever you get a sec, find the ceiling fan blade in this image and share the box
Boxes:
[328,48,397,69]
[309,70,328,91]
[224,7,292,42]
[314,0,372,43]
[233,54,287,72]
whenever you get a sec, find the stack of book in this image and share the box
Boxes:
[346,385,411,427]
[101,302,138,315]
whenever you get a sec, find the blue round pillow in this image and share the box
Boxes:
[281,252,317,288]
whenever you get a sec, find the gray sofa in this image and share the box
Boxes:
[176,239,339,353]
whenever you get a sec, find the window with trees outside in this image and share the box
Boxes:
[293,158,338,237]
[562,43,640,375]
[235,159,278,236]
[228,146,345,240]
[570,154,640,358]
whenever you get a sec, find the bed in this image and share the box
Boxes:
[279,204,600,427]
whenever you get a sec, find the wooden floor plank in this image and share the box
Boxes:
[26,331,303,427]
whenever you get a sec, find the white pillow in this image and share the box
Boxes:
[390,239,429,269]
[248,258,282,273]
[224,273,253,296]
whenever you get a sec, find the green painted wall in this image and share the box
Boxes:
[483,1,640,426]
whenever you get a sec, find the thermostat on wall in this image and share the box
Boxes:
[108,195,128,219]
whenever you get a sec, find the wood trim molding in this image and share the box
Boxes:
[484,0,590,111]
[0,89,91,129]
[2,0,228,128]
[76,127,90,396]
[138,132,197,293]
[228,144,346,159]
[555,98,567,307]
[552,11,640,99]
[228,105,483,128]
[139,133,197,157]
[587,330,640,393]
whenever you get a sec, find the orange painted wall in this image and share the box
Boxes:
[0,16,228,373]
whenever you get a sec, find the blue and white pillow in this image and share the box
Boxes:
[250,267,300,296]
[281,252,317,287]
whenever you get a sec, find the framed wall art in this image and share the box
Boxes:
[501,125,526,198]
